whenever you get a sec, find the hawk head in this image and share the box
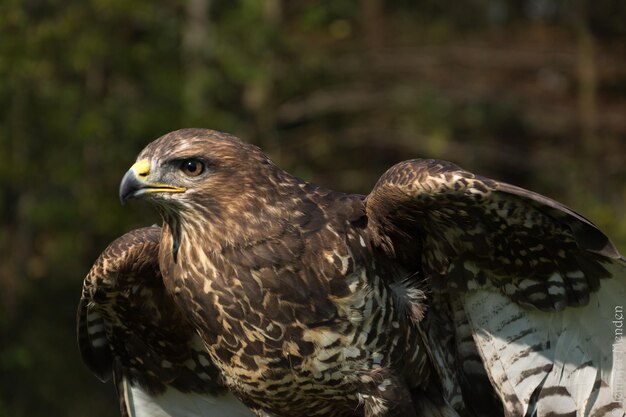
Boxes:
[119,128,295,247]
[119,129,273,205]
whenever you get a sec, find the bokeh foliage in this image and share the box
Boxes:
[1,1,625,416]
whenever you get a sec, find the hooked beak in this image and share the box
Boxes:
[119,159,186,204]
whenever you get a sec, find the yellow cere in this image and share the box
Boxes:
[131,159,151,179]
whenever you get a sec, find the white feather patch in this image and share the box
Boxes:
[463,260,626,417]
[121,378,254,417]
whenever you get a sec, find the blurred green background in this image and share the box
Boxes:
[1,1,625,416]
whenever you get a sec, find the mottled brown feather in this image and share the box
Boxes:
[77,226,252,416]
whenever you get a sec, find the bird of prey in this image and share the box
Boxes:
[77,226,255,417]
[115,128,625,417]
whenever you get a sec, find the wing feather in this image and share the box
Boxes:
[77,296,112,382]
[77,227,254,417]
[366,159,626,416]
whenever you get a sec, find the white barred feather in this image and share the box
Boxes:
[463,260,626,417]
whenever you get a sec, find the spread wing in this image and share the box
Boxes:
[77,227,254,417]
[365,159,626,417]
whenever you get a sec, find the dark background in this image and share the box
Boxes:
[1,1,625,416]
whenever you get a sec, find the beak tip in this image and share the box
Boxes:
[119,169,141,205]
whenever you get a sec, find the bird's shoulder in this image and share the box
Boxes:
[205,184,376,321]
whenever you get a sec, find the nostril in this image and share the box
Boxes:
[131,159,151,178]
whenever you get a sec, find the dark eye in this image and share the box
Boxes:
[180,159,205,177]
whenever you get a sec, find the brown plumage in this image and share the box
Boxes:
[77,226,254,417]
[115,128,626,417]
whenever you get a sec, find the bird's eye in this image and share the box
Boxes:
[180,159,205,177]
